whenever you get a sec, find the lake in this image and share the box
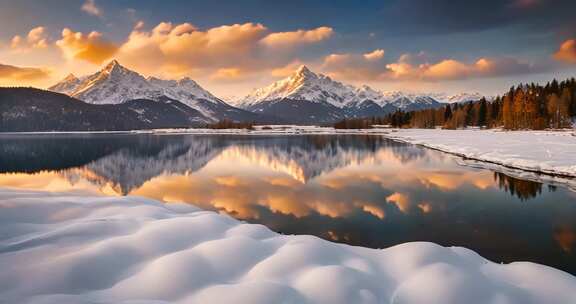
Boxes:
[0,133,575,274]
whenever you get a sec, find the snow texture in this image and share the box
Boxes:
[0,189,575,304]
[49,60,226,119]
[236,65,481,109]
[384,129,576,178]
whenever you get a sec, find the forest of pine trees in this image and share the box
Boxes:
[335,78,576,130]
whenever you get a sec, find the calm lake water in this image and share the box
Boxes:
[0,134,575,274]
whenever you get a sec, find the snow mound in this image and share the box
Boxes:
[0,189,575,304]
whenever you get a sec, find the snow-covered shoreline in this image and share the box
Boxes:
[1,189,575,304]
[383,129,576,178]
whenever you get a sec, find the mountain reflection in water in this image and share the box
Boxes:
[0,134,575,274]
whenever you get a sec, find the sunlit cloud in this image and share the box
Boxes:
[81,0,103,17]
[363,49,385,61]
[270,61,306,77]
[112,22,333,81]
[210,68,244,81]
[0,63,50,81]
[10,26,49,51]
[322,50,389,81]
[56,28,119,65]
[259,27,333,48]
[554,39,576,64]
[322,48,541,82]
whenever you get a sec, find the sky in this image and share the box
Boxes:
[0,0,575,98]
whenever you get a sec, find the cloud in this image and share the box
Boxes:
[210,68,244,81]
[0,63,49,81]
[270,61,306,77]
[56,28,118,65]
[322,49,541,82]
[260,27,333,48]
[114,21,333,80]
[554,39,576,63]
[321,49,390,80]
[420,57,536,80]
[10,26,49,51]
[81,0,102,17]
[363,49,385,61]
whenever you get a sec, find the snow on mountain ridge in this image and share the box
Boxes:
[47,73,81,95]
[50,60,226,119]
[238,65,491,111]
[238,66,482,110]
[239,65,357,108]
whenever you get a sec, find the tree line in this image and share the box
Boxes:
[334,78,576,130]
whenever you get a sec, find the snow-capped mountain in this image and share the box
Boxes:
[237,65,445,123]
[49,60,267,123]
[238,66,357,108]
[48,73,82,95]
[0,87,211,131]
[430,92,487,104]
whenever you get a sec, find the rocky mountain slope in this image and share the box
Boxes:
[49,60,268,123]
[236,66,447,123]
[0,88,209,131]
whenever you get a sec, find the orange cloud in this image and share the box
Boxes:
[260,27,333,48]
[422,59,473,80]
[113,22,332,81]
[554,39,576,64]
[270,61,306,77]
[56,28,119,64]
[210,68,244,81]
[10,26,49,51]
[0,63,50,81]
[322,48,539,82]
[322,50,388,80]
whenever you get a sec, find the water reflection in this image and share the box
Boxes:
[493,172,545,201]
[0,134,575,274]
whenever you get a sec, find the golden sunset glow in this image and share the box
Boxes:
[0,0,573,97]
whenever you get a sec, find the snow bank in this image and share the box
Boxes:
[0,189,574,304]
[383,129,576,178]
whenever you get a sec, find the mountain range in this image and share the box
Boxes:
[1,60,487,131]
[49,60,267,123]
[234,66,483,123]
[0,88,209,132]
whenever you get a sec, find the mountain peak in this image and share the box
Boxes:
[63,73,79,82]
[293,65,316,79]
[101,59,130,75]
[105,59,120,68]
[48,73,82,94]
[296,65,311,74]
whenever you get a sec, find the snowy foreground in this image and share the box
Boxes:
[1,189,575,304]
